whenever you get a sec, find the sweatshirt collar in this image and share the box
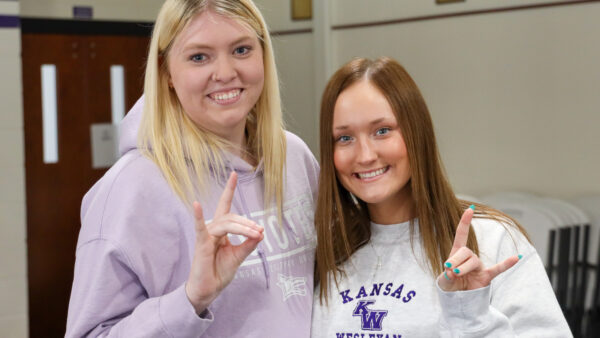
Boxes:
[370,218,416,244]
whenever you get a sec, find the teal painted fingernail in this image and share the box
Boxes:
[444,271,450,280]
[518,254,523,260]
[453,268,460,274]
[469,205,476,210]
[444,262,452,268]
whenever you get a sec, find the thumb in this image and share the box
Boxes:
[437,270,456,291]
[487,255,520,280]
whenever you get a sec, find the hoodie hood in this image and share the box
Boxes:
[119,95,144,157]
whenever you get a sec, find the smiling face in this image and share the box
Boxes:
[332,79,413,223]
[167,10,264,146]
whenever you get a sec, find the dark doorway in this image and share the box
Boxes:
[21,19,151,337]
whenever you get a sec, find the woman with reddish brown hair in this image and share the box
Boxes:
[311,57,570,337]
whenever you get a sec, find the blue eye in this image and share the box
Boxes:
[234,46,251,55]
[190,54,207,62]
[336,135,352,143]
[376,127,390,136]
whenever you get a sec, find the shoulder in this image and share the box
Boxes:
[283,131,320,193]
[79,150,188,245]
[284,131,318,169]
[86,150,176,206]
[285,131,315,157]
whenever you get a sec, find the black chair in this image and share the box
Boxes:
[547,224,592,337]
[584,226,600,337]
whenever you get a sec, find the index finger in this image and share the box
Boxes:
[214,171,238,217]
[450,206,475,255]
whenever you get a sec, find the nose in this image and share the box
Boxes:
[211,56,237,83]
[356,137,377,165]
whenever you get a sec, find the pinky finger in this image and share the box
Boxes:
[486,255,520,280]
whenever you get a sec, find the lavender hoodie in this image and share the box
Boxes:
[66,97,320,337]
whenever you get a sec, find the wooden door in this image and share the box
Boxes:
[21,21,150,337]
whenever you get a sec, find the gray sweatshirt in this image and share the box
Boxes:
[66,97,320,337]
[311,218,572,338]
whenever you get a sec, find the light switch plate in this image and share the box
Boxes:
[90,123,119,169]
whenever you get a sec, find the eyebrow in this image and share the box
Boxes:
[333,117,388,131]
[183,36,255,52]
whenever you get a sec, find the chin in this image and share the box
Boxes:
[353,192,387,205]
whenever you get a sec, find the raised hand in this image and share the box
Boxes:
[437,206,520,292]
[185,172,264,314]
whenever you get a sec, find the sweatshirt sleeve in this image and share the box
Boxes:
[437,224,572,337]
[66,238,213,337]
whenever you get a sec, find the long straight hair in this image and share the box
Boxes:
[315,57,529,303]
[140,0,286,213]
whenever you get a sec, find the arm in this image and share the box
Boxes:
[67,172,262,337]
[437,209,571,337]
[438,253,571,337]
[66,239,211,338]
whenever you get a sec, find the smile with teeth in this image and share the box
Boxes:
[209,89,241,102]
[355,166,389,179]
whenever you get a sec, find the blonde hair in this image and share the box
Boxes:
[315,57,529,303]
[140,0,286,212]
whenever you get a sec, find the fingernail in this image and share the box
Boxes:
[518,254,523,260]
[444,271,450,280]
[453,268,460,274]
[469,205,476,210]
[444,262,452,268]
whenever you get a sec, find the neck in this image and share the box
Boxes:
[226,126,257,167]
[367,187,415,225]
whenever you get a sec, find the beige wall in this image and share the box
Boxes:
[331,0,568,25]
[20,0,163,21]
[272,33,317,151]
[254,0,311,32]
[0,0,28,336]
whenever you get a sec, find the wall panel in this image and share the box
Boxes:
[0,2,27,337]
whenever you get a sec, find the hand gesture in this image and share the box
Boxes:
[185,172,264,314]
[437,206,520,292]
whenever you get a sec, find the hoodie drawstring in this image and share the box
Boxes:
[257,249,270,289]
[235,174,270,289]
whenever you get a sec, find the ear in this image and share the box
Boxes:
[166,69,174,89]
[158,54,173,88]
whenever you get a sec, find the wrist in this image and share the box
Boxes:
[185,282,214,316]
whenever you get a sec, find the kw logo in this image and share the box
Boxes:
[352,300,388,331]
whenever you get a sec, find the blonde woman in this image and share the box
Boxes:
[311,57,571,337]
[66,1,319,337]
